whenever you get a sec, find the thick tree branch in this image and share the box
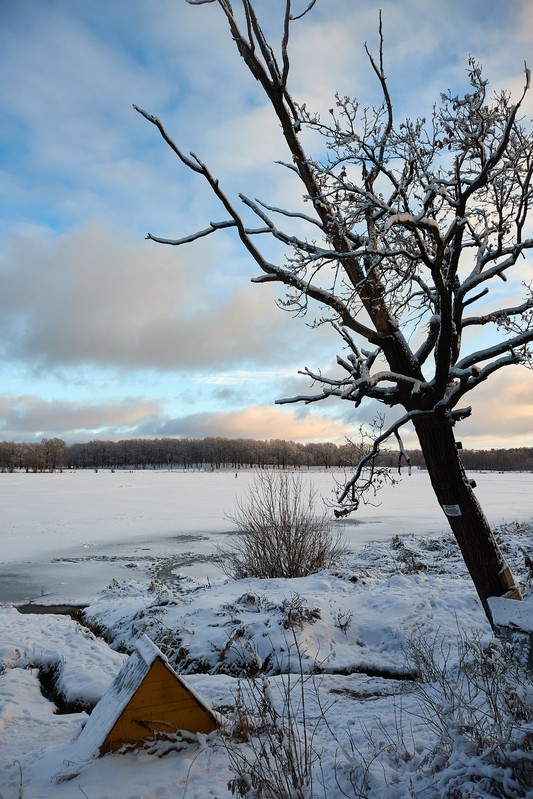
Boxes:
[455,329,533,370]
[463,297,533,327]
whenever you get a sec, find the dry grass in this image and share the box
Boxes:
[222,633,326,799]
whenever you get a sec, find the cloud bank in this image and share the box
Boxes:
[1,223,327,373]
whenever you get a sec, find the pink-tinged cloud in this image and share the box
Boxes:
[152,405,351,444]
[451,368,533,449]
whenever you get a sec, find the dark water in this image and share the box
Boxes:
[0,535,224,605]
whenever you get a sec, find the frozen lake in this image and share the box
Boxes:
[1,468,532,605]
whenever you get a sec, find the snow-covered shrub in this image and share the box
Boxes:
[390,535,427,573]
[343,630,533,798]
[219,471,346,579]
[223,637,326,799]
[405,630,533,798]
[280,593,321,630]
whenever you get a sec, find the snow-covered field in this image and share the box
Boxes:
[2,468,533,605]
[0,469,532,798]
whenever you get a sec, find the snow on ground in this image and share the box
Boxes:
[0,470,532,798]
[83,566,482,680]
[0,606,126,708]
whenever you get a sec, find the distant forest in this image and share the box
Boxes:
[1,436,533,473]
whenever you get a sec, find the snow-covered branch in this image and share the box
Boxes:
[463,296,533,328]
[145,220,269,246]
[454,329,533,370]
[386,212,444,247]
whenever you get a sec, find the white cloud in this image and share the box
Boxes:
[0,394,161,442]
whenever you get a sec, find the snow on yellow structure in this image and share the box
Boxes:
[70,634,220,758]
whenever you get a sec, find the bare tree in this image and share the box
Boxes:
[40,437,68,472]
[134,1,533,624]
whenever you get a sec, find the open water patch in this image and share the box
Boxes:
[16,602,87,622]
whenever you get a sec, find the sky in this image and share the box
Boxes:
[1,0,533,449]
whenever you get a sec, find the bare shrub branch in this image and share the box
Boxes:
[219,471,346,579]
[222,632,328,799]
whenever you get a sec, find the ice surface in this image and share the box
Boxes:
[1,468,532,604]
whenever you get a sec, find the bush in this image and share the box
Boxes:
[220,471,346,579]
[406,630,533,798]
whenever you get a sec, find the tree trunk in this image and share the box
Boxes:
[412,414,522,627]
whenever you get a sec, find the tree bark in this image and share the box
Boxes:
[412,414,522,627]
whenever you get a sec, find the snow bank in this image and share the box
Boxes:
[0,606,125,707]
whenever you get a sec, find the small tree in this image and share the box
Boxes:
[220,471,346,579]
[135,1,533,624]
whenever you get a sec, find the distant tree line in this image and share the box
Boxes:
[1,436,533,474]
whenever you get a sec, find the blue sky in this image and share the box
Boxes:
[1,0,533,447]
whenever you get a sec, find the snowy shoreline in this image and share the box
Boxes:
[1,516,532,798]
